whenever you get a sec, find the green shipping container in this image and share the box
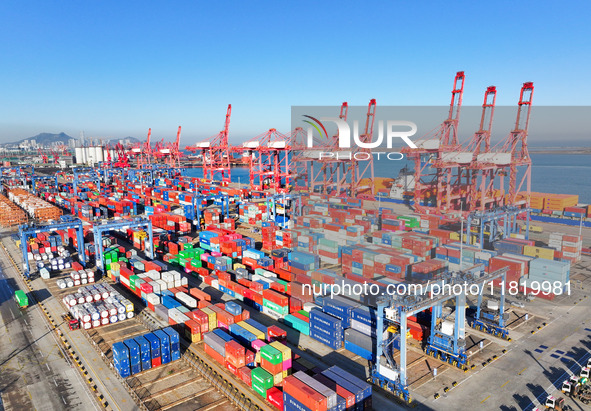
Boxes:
[259,345,282,365]
[284,314,309,335]
[297,310,309,318]
[262,299,289,315]
[274,279,288,293]
[251,380,267,398]
[15,290,28,307]
[251,367,273,389]
[129,275,139,291]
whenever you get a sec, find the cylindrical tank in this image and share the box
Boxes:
[74,147,83,164]
[86,147,95,165]
[96,146,104,162]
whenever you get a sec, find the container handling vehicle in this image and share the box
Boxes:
[14,289,28,309]
[62,312,80,331]
[471,298,511,340]
[544,395,571,410]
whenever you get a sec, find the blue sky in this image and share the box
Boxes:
[0,1,589,144]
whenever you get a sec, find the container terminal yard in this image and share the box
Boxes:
[1,73,591,411]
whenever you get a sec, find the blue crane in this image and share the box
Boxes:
[73,167,101,195]
[470,266,511,339]
[18,215,86,277]
[465,206,530,248]
[372,266,510,402]
[92,217,154,272]
[31,174,58,194]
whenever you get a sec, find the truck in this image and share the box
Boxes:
[14,290,28,309]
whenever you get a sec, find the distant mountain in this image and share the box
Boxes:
[0,132,140,147]
[16,132,74,145]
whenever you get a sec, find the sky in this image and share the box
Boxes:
[0,1,590,145]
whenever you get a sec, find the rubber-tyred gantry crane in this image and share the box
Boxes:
[187,104,232,182]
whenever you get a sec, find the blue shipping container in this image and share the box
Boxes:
[143,333,161,359]
[154,330,171,364]
[163,327,181,361]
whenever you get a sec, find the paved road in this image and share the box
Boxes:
[0,236,139,411]
[0,250,98,411]
[431,274,591,410]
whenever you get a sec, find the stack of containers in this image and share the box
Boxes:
[124,339,141,375]
[521,258,570,299]
[288,251,321,276]
[251,367,274,398]
[112,342,131,378]
[309,308,343,350]
[549,233,582,263]
[112,328,179,377]
[238,202,268,224]
[260,344,283,385]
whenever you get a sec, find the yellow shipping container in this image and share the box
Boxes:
[238,321,265,340]
[233,263,246,270]
[200,307,217,332]
[450,232,460,240]
[273,372,283,385]
[270,341,291,362]
[523,245,555,260]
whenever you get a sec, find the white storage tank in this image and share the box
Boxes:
[74,147,84,164]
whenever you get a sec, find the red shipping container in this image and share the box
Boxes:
[238,366,252,386]
[185,319,201,334]
[267,325,287,341]
[266,386,283,410]
[189,288,211,301]
[152,357,161,367]
[226,361,239,375]
[245,349,255,365]
[289,297,303,313]
[262,289,289,306]
[225,340,246,368]
[204,343,225,365]
[283,376,327,411]
[241,310,250,321]
[261,357,282,375]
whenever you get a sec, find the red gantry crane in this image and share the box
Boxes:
[291,102,350,195]
[186,104,232,182]
[402,71,465,213]
[484,81,534,208]
[240,128,292,193]
[156,127,182,168]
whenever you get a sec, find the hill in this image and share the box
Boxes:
[19,132,74,145]
[0,132,140,147]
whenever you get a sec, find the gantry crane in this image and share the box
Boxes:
[93,217,154,272]
[298,102,350,194]
[240,128,292,193]
[187,105,232,182]
[471,82,534,210]
[402,71,465,212]
[497,82,534,206]
[19,216,87,277]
